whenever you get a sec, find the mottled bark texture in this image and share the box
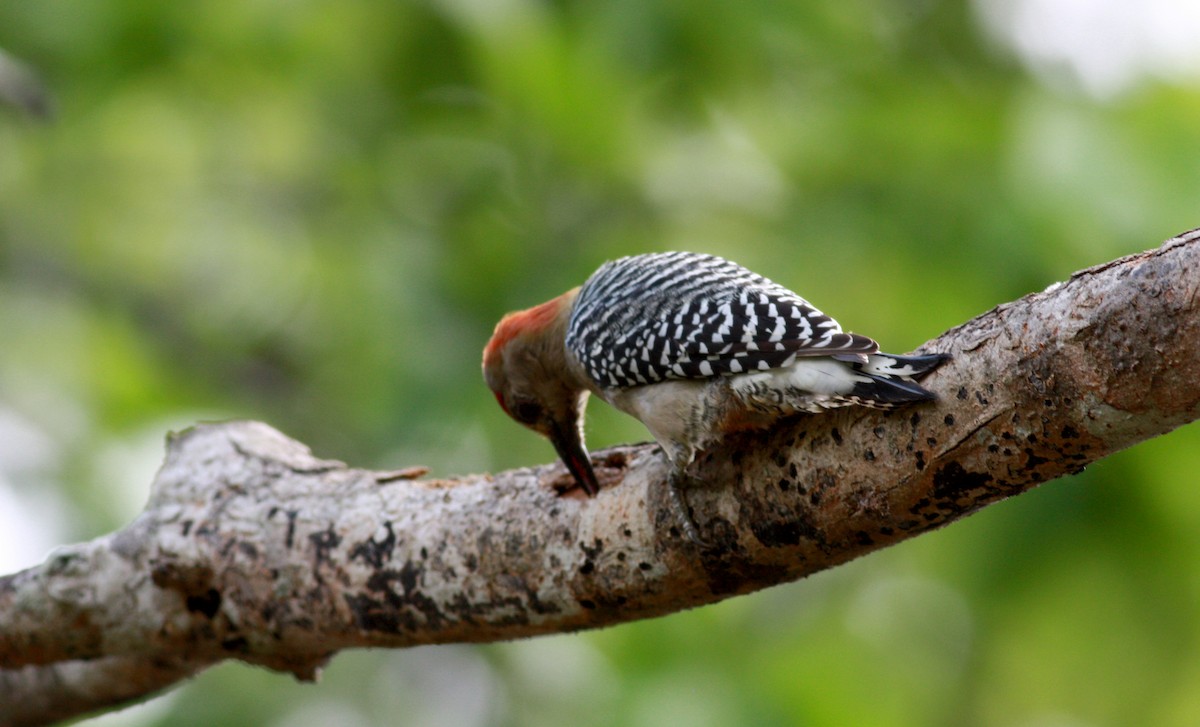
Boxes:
[3,229,1200,726]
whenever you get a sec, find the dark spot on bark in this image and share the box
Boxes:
[181,520,193,536]
[615,596,628,606]
[778,478,790,492]
[363,568,395,591]
[466,554,478,571]
[944,414,955,426]
[153,562,223,618]
[398,560,420,594]
[915,451,926,470]
[789,463,799,478]
[186,588,222,618]
[864,449,875,461]
[933,461,994,498]
[617,552,626,562]
[988,444,1000,453]
[752,519,803,547]
[579,599,596,610]
[639,562,652,571]
[910,412,921,427]
[350,522,396,569]
[349,560,451,634]
[1043,399,1053,407]
[284,510,298,549]
[702,550,792,598]
[220,637,248,653]
[880,526,894,536]
[238,542,258,559]
[1025,448,1049,469]
[898,519,920,530]
[344,594,402,632]
[855,531,874,546]
[1026,433,1039,444]
[580,538,603,560]
[831,428,843,444]
[910,498,931,513]
[580,560,595,575]
[873,426,886,438]
[601,450,629,467]
[750,506,822,549]
[957,386,968,400]
[1061,424,1080,439]
[923,512,940,522]
[505,574,560,616]
[309,525,342,564]
[975,391,989,405]
[623,527,633,538]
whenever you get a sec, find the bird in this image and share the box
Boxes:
[482,251,948,543]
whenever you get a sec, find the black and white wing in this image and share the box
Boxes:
[566,252,879,389]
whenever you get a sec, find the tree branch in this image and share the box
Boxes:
[3,229,1199,726]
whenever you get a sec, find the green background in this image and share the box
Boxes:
[1,2,1199,726]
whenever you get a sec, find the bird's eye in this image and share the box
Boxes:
[512,400,543,424]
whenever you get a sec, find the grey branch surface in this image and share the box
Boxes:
[3,229,1200,726]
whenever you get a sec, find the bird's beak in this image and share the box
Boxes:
[549,419,599,497]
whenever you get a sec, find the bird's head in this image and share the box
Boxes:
[482,287,598,496]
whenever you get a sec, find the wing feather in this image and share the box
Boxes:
[567,252,879,389]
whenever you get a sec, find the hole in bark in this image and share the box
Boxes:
[186,588,222,618]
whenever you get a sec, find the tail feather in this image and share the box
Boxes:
[730,350,950,414]
[845,352,950,408]
[856,352,950,380]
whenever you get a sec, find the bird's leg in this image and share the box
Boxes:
[667,466,712,548]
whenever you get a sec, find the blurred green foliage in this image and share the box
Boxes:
[1,1,1199,726]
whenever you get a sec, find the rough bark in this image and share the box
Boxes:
[2,228,1199,726]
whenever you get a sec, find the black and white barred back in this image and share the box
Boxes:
[566,252,883,390]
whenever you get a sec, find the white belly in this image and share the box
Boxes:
[729,357,869,398]
[601,358,869,465]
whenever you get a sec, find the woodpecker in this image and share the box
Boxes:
[483,251,948,541]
